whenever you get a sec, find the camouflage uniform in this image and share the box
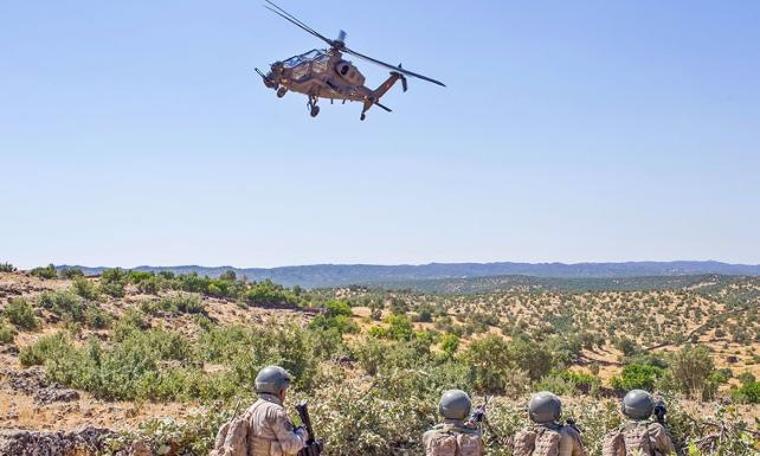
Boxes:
[514,422,586,456]
[602,419,675,456]
[212,393,308,456]
[422,419,484,456]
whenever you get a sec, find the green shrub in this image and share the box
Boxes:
[309,314,357,334]
[462,334,528,395]
[614,337,640,357]
[59,267,84,279]
[72,277,100,300]
[535,372,579,396]
[30,264,57,279]
[439,333,460,358]
[145,294,206,315]
[731,381,760,404]
[668,344,715,399]
[38,290,86,322]
[4,298,39,330]
[309,300,357,334]
[0,322,16,343]
[737,371,756,386]
[85,307,112,329]
[244,280,297,307]
[100,268,127,297]
[20,332,72,366]
[0,262,17,273]
[511,337,554,381]
[611,363,665,391]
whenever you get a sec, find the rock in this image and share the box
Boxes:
[3,366,80,404]
[34,386,80,404]
[0,344,19,355]
[0,426,116,456]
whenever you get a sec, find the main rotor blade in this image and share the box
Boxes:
[263,1,334,46]
[343,47,446,87]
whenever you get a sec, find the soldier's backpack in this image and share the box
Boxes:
[210,415,249,456]
[602,421,656,456]
[513,425,562,456]
[425,427,483,456]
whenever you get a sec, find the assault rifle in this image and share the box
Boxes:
[653,403,667,425]
[296,401,323,456]
[467,395,491,425]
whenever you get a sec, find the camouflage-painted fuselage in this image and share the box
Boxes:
[258,48,405,119]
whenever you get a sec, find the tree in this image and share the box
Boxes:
[219,270,237,281]
[463,334,516,394]
[30,264,57,279]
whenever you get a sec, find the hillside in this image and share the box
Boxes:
[0,267,758,455]
[62,260,760,288]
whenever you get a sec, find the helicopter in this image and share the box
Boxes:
[255,1,445,121]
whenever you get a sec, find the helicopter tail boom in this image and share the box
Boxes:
[373,71,407,99]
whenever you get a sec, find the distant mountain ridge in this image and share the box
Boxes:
[59,260,760,289]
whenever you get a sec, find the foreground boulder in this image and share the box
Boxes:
[2,366,80,405]
[0,426,115,455]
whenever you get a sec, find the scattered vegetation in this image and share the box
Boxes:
[4,298,39,330]
[1,269,758,454]
[30,263,58,279]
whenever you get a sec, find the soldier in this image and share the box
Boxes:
[211,365,308,456]
[602,389,675,456]
[514,391,586,456]
[422,389,485,456]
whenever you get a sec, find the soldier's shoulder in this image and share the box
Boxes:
[561,424,581,438]
[647,421,668,433]
[424,425,445,435]
[515,425,536,435]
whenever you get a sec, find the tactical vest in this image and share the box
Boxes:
[603,420,660,456]
[425,423,483,456]
[513,423,563,456]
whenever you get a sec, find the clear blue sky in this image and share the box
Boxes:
[2,1,759,269]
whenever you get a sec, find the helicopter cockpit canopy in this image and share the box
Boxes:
[281,49,327,69]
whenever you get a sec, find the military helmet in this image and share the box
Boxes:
[622,389,654,420]
[528,391,562,424]
[438,389,472,420]
[255,365,292,395]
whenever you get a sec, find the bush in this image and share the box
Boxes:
[59,267,84,279]
[611,363,665,391]
[0,322,16,344]
[668,345,715,399]
[244,280,297,307]
[38,291,86,322]
[731,381,760,404]
[462,334,528,395]
[439,333,459,359]
[614,337,640,357]
[144,294,206,315]
[0,262,17,272]
[4,298,39,330]
[85,307,112,329]
[99,268,127,297]
[309,300,357,334]
[20,332,72,366]
[72,277,100,300]
[30,264,57,279]
[511,337,554,381]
